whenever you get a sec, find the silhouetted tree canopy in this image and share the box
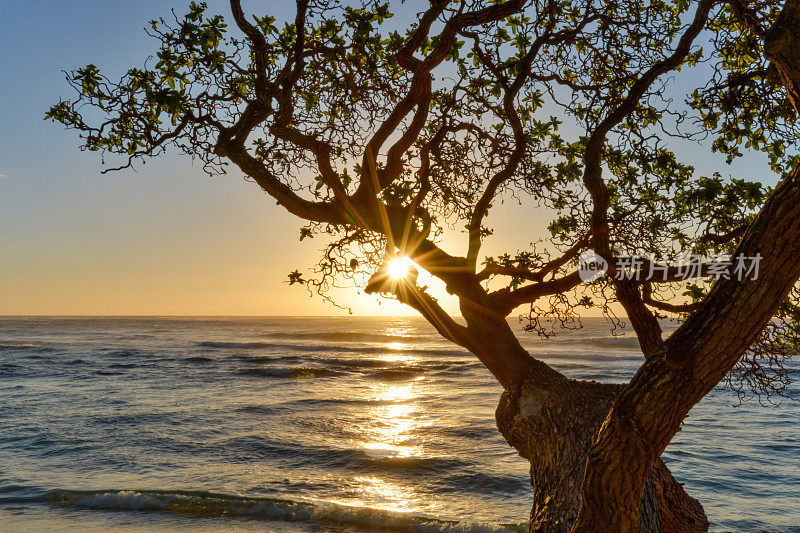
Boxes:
[48,0,800,403]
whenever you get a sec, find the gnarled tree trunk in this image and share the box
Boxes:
[496,378,707,532]
[459,304,708,532]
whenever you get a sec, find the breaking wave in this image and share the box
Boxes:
[43,489,524,533]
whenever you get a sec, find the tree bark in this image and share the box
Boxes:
[459,304,708,532]
[495,376,707,532]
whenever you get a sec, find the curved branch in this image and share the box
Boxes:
[642,283,701,313]
[488,271,584,315]
[229,0,273,102]
[354,0,531,204]
[216,133,346,224]
[477,234,590,282]
[465,4,597,264]
[582,0,715,256]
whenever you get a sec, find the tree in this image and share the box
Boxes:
[47,0,800,530]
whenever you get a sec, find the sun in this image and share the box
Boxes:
[386,257,414,280]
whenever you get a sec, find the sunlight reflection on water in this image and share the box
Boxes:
[350,475,417,513]
[358,383,426,459]
[385,342,408,351]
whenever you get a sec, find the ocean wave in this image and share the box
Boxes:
[236,359,461,381]
[235,354,288,363]
[312,356,403,369]
[92,370,126,376]
[198,340,469,358]
[0,483,43,505]
[199,341,279,349]
[281,397,413,408]
[275,356,470,373]
[445,472,530,497]
[210,435,465,474]
[233,405,285,416]
[46,489,524,532]
[238,366,339,379]
[0,341,53,353]
[182,355,214,364]
[524,335,642,351]
[108,362,137,369]
[369,368,425,381]
[578,336,641,349]
[0,363,20,376]
[103,349,146,358]
[262,331,422,344]
[436,425,500,441]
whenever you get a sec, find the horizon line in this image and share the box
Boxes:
[0,314,619,320]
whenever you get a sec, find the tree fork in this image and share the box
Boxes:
[457,303,708,531]
[496,378,708,532]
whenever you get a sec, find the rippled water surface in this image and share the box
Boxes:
[0,317,797,532]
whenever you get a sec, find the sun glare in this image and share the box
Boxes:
[387,257,414,280]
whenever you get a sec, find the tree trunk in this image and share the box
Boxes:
[495,377,707,532]
[458,304,707,532]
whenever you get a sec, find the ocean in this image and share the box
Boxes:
[0,317,797,532]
